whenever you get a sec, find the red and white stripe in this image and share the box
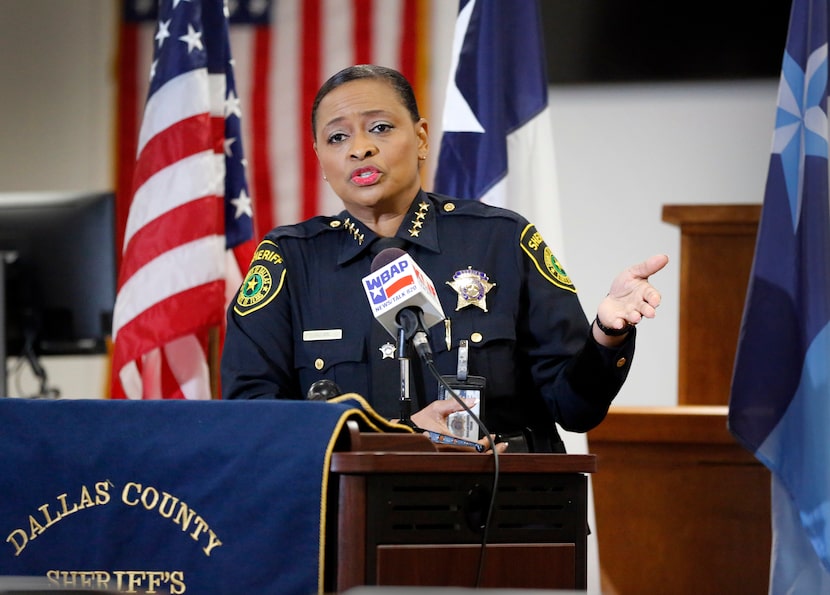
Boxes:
[112,59,228,400]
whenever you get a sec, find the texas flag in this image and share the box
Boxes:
[434,0,563,245]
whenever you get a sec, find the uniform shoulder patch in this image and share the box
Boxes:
[234,239,287,316]
[519,224,576,293]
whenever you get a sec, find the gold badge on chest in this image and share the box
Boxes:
[447,267,495,312]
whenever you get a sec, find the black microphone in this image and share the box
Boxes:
[306,379,342,401]
[396,308,433,364]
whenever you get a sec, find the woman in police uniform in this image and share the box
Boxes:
[220,64,668,452]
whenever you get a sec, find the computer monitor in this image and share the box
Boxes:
[0,192,116,363]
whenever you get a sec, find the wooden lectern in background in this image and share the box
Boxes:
[661,203,762,405]
[588,204,772,594]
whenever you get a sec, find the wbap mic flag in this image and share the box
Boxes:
[362,251,445,339]
[728,0,830,590]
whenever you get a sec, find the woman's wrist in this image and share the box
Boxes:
[594,315,632,337]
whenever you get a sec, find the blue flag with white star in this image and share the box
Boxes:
[728,0,830,589]
[433,0,563,249]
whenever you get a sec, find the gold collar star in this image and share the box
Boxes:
[408,201,430,237]
[342,217,365,245]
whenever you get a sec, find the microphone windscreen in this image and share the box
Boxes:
[307,379,342,401]
[371,247,407,273]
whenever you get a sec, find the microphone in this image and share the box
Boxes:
[307,379,342,401]
[362,248,445,363]
[362,247,479,446]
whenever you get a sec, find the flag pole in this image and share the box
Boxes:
[209,326,221,399]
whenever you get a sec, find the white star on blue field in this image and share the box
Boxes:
[772,43,828,229]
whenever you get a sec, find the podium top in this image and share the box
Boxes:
[330,450,596,474]
[332,428,594,475]
[333,421,596,474]
[662,203,761,226]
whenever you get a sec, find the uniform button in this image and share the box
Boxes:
[616,357,627,368]
[315,358,324,370]
[443,203,455,212]
[329,221,341,228]
[470,332,483,343]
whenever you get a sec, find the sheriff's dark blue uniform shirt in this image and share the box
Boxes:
[221,191,635,451]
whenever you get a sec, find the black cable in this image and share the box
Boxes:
[21,327,59,399]
[424,359,500,588]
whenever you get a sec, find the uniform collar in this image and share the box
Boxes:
[335,190,441,265]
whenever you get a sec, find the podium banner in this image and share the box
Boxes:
[0,395,400,594]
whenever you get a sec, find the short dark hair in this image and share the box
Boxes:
[311,64,421,138]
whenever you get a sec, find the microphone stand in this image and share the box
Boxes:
[396,308,426,430]
[396,325,415,428]
[395,308,433,428]
[394,310,487,452]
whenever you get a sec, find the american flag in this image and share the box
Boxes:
[111,0,255,399]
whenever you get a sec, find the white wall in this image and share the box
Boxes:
[550,80,777,405]
[0,2,779,404]
[0,1,117,398]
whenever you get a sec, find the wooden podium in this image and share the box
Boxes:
[326,424,596,592]
[588,406,771,595]
[661,203,761,405]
